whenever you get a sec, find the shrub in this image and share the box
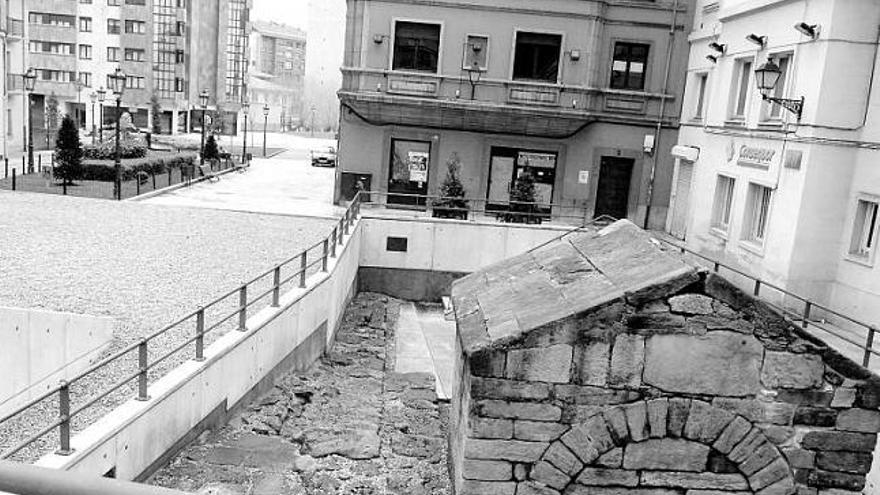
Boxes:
[80,151,197,182]
[83,136,147,160]
[203,134,219,161]
[54,115,83,185]
[433,153,468,218]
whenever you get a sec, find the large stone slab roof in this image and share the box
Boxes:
[450,220,702,355]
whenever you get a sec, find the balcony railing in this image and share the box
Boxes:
[6,17,23,38]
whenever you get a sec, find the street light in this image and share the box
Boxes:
[198,89,209,167]
[96,86,106,142]
[108,67,126,200]
[22,67,36,174]
[754,60,804,121]
[89,91,97,145]
[262,103,269,157]
[240,99,249,164]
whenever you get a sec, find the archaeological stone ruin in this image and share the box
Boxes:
[449,220,880,495]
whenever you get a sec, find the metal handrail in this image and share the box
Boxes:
[657,236,879,368]
[0,192,364,461]
[0,459,190,494]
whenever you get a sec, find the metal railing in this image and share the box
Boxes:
[0,193,363,461]
[0,460,189,495]
[657,237,880,368]
[359,190,595,226]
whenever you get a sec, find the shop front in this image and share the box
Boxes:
[487,147,557,216]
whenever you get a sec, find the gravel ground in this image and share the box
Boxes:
[0,191,337,461]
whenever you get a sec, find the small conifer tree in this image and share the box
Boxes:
[54,115,83,185]
[434,153,469,218]
[203,134,219,162]
[509,167,538,222]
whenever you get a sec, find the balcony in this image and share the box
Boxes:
[339,67,676,138]
[6,17,23,38]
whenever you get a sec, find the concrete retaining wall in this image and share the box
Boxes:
[34,223,362,481]
[0,307,114,418]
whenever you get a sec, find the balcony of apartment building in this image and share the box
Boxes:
[339,26,677,139]
[5,16,24,39]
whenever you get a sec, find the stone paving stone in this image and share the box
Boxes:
[149,293,450,494]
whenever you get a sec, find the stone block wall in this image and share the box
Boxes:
[449,273,880,495]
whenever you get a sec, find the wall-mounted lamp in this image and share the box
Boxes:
[705,55,718,64]
[754,60,804,120]
[794,22,820,40]
[708,42,726,54]
[569,50,581,61]
[373,34,388,44]
[745,34,767,48]
[571,100,578,109]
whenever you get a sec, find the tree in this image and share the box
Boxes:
[508,167,539,223]
[54,115,83,185]
[433,152,468,219]
[150,93,162,135]
[203,134,219,162]
[46,92,60,148]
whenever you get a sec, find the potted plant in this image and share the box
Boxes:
[504,167,542,224]
[432,153,469,220]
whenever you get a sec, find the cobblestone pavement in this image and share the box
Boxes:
[150,293,450,495]
[0,191,335,459]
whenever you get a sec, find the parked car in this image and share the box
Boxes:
[310,147,337,167]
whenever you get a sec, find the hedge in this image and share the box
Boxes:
[80,152,198,182]
[83,137,147,160]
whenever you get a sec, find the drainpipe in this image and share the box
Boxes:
[643,0,678,229]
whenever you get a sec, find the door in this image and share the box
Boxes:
[669,159,694,239]
[387,139,430,207]
[487,149,516,211]
[595,156,634,220]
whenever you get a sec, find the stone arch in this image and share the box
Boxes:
[526,398,796,495]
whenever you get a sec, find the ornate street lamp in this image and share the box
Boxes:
[754,60,804,121]
[22,68,36,173]
[89,91,97,145]
[199,89,209,167]
[96,86,106,142]
[108,67,126,200]
[240,99,249,164]
[262,103,269,157]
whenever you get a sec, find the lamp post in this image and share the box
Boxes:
[199,89,209,166]
[240,100,249,164]
[22,68,36,174]
[262,103,269,157]
[754,60,804,121]
[96,86,106,142]
[108,67,126,200]
[89,91,97,145]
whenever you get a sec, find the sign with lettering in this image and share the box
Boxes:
[736,145,776,169]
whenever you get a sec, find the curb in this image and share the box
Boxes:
[126,167,238,202]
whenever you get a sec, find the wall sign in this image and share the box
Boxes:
[736,145,776,169]
[407,151,428,183]
[578,170,590,185]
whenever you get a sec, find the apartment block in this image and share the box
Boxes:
[247,20,306,132]
[668,0,880,324]
[337,0,693,228]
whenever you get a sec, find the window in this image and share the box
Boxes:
[694,73,708,120]
[125,75,145,89]
[107,46,120,62]
[850,199,879,260]
[743,183,772,245]
[176,0,186,7]
[107,19,120,34]
[711,175,735,232]
[79,44,92,60]
[28,13,75,28]
[732,59,752,119]
[108,0,121,5]
[610,42,649,90]
[125,0,146,4]
[124,48,145,62]
[38,69,76,82]
[176,21,185,36]
[79,17,92,32]
[175,49,185,63]
[80,0,92,4]
[79,72,92,87]
[392,21,441,73]
[175,77,186,92]
[513,32,562,82]
[29,41,75,55]
[763,54,791,120]
[125,20,146,34]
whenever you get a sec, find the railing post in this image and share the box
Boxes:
[56,380,73,455]
[11,168,16,190]
[136,339,150,401]
[344,210,351,235]
[272,266,281,307]
[330,227,337,257]
[322,239,329,272]
[753,280,761,297]
[299,252,307,288]
[801,301,812,330]
[238,284,248,332]
[4,157,7,178]
[713,262,720,273]
[195,307,205,361]
[338,219,344,245]
[864,327,876,368]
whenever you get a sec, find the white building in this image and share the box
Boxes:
[668,0,880,326]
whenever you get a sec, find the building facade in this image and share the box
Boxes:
[337,0,693,228]
[668,0,880,324]
[0,0,249,154]
[247,20,306,132]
